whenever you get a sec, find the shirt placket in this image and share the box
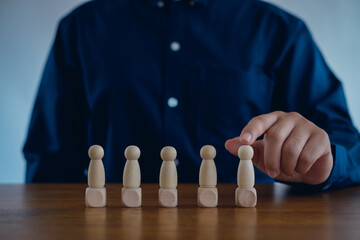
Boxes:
[162,0,184,167]
[160,0,202,177]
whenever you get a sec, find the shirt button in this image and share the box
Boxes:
[174,158,180,166]
[167,97,178,108]
[170,42,181,52]
[157,1,165,8]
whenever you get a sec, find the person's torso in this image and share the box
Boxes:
[69,0,300,183]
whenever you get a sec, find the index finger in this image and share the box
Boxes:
[239,111,283,144]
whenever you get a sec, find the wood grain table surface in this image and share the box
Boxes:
[1,183,360,240]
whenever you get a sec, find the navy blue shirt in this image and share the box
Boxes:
[23,0,360,190]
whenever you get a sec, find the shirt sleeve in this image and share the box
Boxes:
[23,16,89,182]
[271,20,360,190]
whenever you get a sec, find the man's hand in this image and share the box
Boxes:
[225,111,333,185]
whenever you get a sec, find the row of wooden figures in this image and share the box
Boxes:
[86,144,257,208]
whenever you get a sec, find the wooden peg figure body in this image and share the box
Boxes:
[159,146,178,207]
[198,145,218,207]
[236,145,257,207]
[122,145,142,207]
[85,145,106,207]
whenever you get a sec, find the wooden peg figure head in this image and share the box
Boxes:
[160,146,177,161]
[124,145,141,160]
[200,145,216,160]
[88,145,104,160]
[238,145,254,160]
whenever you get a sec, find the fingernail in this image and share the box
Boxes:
[240,132,252,143]
[268,170,278,178]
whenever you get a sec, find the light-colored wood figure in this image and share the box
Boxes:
[198,145,218,207]
[159,146,178,207]
[85,145,106,207]
[235,145,257,208]
[122,145,142,208]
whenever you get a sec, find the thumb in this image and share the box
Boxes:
[225,137,266,173]
[224,137,242,156]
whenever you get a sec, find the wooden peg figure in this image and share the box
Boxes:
[85,145,106,207]
[236,145,257,207]
[159,146,178,207]
[198,145,218,207]
[122,145,142,207]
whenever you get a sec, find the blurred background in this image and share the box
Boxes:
[0,0,359,183]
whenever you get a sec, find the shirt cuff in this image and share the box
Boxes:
[319,143,348,191]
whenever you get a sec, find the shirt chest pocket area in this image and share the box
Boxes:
[196,67,274,141]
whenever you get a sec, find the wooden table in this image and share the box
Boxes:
[1,184,360,240]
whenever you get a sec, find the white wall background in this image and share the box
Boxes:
[0,0,359,183]
[0,0,87,183]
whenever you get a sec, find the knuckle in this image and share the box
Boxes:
[254,116,266,127]
[278,113,288,120]
[249,116,266,133]
[274,110,285,115]
[282,166,294,176]
[288,111,299,118]
[300,153,312,165]
[282,143,300,157]
[299,117,309,125]
[297,168,307,175]
[318,129,329,139]
[281,149,298,175]
[281,159,293,175]
[265,163,278,173]
[288,112,303,121]
[265,129,283,142]
[265,129,281,142]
